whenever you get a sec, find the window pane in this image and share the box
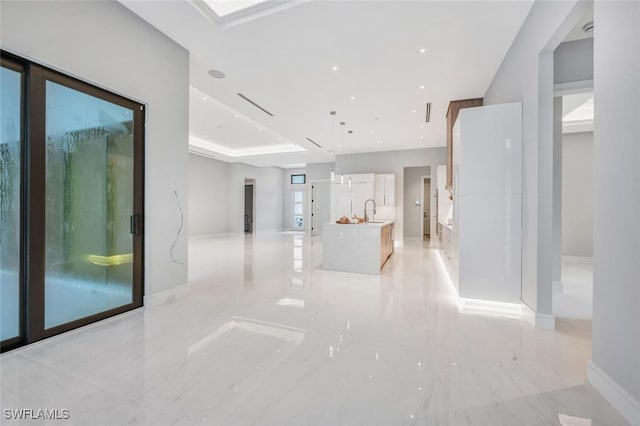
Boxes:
[0,66,21,341]
[293,191,303,203]
[294,203,303,215]
[291,174,305,184]
[44,80,134,329]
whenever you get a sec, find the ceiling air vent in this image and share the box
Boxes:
[305,137,322,148]
[237,93,275,116]
[425,102,432,123]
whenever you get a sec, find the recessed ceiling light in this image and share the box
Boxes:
[419,136,423,140]
[377,140,381,144]
[582,21,594,33]
[350,96,355,101]
[370,130,375,134]
[202,97,207,101]
[235,114,239,118]
[259,127,264,131]
[419,48,426,54]
[420,85,425,90]
[420,124,425,128]
[208,69,226,79]
[412,109,417,113]
[332,66,339,71]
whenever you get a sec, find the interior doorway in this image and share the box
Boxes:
[553,90,594,320]
[244,179,255,233]
[422,177,431,240]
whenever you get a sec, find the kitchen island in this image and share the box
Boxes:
[321,221,394,275]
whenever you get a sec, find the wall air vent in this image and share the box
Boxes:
[305,137,322,148]
[237,93,275,116]
[425,102,432,123]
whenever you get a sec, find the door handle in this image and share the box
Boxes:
[130,214,142,235]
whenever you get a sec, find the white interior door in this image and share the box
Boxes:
[292,190,305,231]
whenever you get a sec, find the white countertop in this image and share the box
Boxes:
[326,220,394,228]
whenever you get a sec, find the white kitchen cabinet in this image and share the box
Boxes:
[351,182,374,218]
[384,174,395,205]
[330,173,375,220]
[350,173,375,183]
[450,102,522,303]
[330,181,351,221]
[374,173,395,206]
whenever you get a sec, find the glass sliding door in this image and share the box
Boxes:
[0,51,144,351]
[44,80,137,329]
[0,60,23,347]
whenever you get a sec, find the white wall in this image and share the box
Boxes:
[590,1,640,421]
[335,148,445,241]
[188,154,230,237]
[562,131,593,257]
[306,162,333,181]
[403,166,430,239]
[228,163,284,233]
[483,0,583,315]
[1,0,189,296]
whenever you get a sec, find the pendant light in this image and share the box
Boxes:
[330,110,337,182]
[340,121,346,185]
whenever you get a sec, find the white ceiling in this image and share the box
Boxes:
[563,2,594,43]
[119,0,534,168]
[190,85,305,160]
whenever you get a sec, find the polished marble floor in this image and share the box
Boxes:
[553,257,594,320]
[0,233,627,425]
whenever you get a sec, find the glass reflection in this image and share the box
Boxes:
[244,235,254,285]
[44,81,134,328]
[292,234,304,274]
[0,66,22,341]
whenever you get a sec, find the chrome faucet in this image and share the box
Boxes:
[364,199,377,222]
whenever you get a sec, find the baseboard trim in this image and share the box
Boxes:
[535,313,556,330]
[189,232,235,240]
[144,283,190,307]
[588,361,640,425]
[521,303,536,325]
[520,304,556,330]
[562,255,593,264]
